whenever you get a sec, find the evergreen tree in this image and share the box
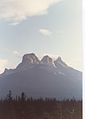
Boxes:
[6,90,12,101]
[21,92,26,101]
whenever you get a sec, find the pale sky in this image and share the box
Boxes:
[0,0,82,73]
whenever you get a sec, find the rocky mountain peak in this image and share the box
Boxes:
[41,55,53,64]
[4,68,9,73]
[57,56,62,61]
[22,53,40,64]
[54,56,68,67]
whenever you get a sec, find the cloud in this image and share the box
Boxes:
[0,0,61,24]
[0,59,8,73]
[39,29,52,36]
[10,22,19,26]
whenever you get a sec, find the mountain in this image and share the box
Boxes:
[0,53,82,99]
[41,55,53,65]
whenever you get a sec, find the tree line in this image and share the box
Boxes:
[0,90,82,119]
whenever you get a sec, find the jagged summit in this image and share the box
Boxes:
[41,55,53,65]
[1,53,69,75]
[54,56,68,68]
[3,53,69,73]
[16,53,40,70]
[20,53,67,66]
[20,53,67,67]
[57,56,62,61]
[4,68,9,73]
[22,53,40,64]
[0,53,82,99]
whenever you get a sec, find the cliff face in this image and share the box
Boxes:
[22,53,40,64]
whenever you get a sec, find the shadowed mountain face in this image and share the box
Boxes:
[0,53,82,99]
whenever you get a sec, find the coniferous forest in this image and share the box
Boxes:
[0,91,82,119]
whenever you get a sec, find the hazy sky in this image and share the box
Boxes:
[0,0,82,73]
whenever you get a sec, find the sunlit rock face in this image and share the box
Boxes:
[54,56,68,68]
[41,55,53,65]
[16,53,40,71]
[22,53,40,64]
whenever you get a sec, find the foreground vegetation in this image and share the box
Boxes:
[0,91,82,119]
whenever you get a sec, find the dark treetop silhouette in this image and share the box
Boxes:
[0,91,82,119]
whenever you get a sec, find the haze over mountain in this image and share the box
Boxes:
[0,53,82,99]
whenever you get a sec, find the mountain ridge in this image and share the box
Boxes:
[0,53,82,99]
[1,53,70,75]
